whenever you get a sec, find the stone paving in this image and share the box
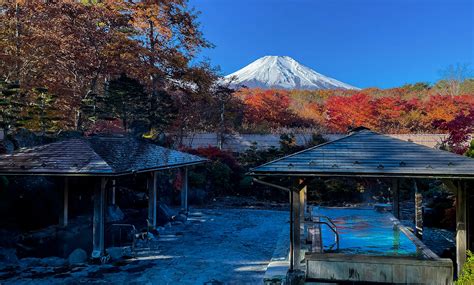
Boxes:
[0,208,289,285]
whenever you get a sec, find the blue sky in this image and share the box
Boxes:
[189,0,473,89]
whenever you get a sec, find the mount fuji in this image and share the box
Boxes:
[225,56,359,90]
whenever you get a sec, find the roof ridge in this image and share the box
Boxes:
[79,138,116,172]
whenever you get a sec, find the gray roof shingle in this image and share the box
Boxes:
[0,136,207,176]
[249,129,474,179]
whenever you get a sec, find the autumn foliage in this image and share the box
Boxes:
[236,84,474,135]
[1,1,473,147]
[241,89,311,129]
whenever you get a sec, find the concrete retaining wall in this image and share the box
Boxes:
[305,253,453,284]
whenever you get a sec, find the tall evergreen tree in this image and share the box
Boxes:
[0,79,26,135]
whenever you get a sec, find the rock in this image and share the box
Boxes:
[107,247,132,260]
[286,269,305,285]
[173,213,187,223]
[68,248,88,265]
[146,232,156,240]
[3,139,15,154]
[19,257,42,267]
[156,203,175,226]
[204,280,224,285]
[189,188,208,205]
[40,256,66,267]
[107,205,125,222]
[0,248,18,265]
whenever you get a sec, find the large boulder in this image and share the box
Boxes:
[156,202,174,226]
[107,247,133,261]
[68,248,88,265]
[107,205,124,222]
[189,188,208,205]
[0,248,18,266]
[18,256,66,268]
[40,256,67,267]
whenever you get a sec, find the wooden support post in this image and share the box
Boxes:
[456,181,467,277]
[293,189,301,269]
[289,189,294,271]
[414,181,423,239]
[392,178,400,219]
[111,179,116,205]
[147,172,157,228]
[59,177,69,227]
[300,185,307,223]
[181,167,189,213]
[92,177,107,259]
[291,180,306,270]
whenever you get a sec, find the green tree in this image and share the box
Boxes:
[465,140,474,158]
[455,251,474,284]
[81,74,177,136]
[104,75,149,131]
[0,79,26,135]
[25,87,61,133]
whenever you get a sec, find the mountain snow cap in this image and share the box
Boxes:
[225,55,359,90]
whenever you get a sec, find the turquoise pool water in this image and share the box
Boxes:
[312,207,423,257]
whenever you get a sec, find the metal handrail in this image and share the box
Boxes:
[111,223,137,251]
[307,216,340,251]
[313,215,338,232]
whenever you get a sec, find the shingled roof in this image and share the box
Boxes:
[249,129,474,179]
[0,136,207,176]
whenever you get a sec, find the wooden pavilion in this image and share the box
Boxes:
[249,128,474,282]
[0,135,207,258]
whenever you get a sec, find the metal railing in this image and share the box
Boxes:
[307,215,340,251]
[110,223,137,250]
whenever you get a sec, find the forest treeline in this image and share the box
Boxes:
[239,81,474,134]
[1,1,473,155]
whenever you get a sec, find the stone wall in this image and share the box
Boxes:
[179,133,449,153]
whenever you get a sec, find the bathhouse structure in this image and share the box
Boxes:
[0,135,207,259]
[249,127,474,284]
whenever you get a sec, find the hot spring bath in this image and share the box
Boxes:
[304,207,453,284]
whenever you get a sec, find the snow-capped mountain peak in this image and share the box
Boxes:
[225,55,358,90]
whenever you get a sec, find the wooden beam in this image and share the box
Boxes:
[181,167,189,213]
[92,177,107,259]
[59,177,69,227]
[456,181,467,277]
[392,178,400,219]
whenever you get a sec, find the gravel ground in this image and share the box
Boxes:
[0,208,289,285]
